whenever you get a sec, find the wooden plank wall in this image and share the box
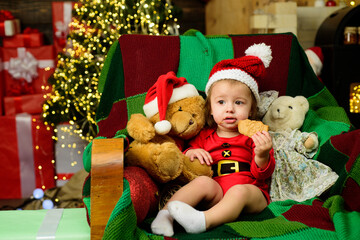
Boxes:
[205,0,252,35]
[205,0,276,35]
[204,0,327,35]
[0,0,205,42]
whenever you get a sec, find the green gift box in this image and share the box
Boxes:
[0,208,90,239]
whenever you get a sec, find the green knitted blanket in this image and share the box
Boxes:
[83,31,360,239]
[85,131,360,240]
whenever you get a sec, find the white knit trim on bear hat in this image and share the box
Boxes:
[143,83,199,119]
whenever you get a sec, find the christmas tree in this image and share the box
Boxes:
[42,0,180,141]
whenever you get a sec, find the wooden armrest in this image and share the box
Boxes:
[90,138,124,240]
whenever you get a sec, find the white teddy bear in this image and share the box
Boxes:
[263,96,338,202]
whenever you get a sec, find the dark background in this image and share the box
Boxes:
[0,0,206,45]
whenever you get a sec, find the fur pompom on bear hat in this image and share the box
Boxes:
[205,43,272,104]
[143,71,199,135]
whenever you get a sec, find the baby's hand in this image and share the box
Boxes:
[252,131,272,159]
[185,148,213,165]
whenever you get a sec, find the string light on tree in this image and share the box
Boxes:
[53,123,89,184]
[42,0,180,141]
[348,0,360,6]
[32,116,56,191]
[350,83,360,113]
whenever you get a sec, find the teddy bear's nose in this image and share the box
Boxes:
[189,119,194,125]
[277,109,280,113]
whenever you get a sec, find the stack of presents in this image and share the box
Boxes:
[0,2,85,201]
[0,3,90,238]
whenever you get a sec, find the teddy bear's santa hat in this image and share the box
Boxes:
[205,43,272,104]
[143,71,199,135]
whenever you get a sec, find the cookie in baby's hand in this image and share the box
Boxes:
[238,119,269,137]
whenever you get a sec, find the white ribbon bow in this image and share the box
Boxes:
[55,2,73,39]
[8,48,38,83]
[55,21,68,38]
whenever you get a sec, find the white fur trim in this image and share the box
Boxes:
[155,120,171,135]
[305,49,322,76]
[245,43,272,68]
[205,69,260,103]
[143,83,199,118]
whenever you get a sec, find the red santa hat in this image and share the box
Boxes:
[143,71,199,135]
[205,43,272,104]
[305,46,324,76]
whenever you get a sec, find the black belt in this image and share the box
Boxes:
[212,160,250,177]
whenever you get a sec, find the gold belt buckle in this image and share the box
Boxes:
[217,160,239,176]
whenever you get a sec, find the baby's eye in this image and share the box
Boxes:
[235,100,243,105]
[218,100,225,104]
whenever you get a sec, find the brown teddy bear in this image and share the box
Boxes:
[126,71,213,185]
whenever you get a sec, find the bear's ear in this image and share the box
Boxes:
[295,96,309,112]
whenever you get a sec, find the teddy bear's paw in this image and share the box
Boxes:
[128,127,155,143]
[153,143,184,182]
[135,129,156,143]
[304,133,319,152]
[181,158,213,182]
[127,114,156,142]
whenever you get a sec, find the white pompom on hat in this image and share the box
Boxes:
[205,43,272,104]
[143,71,199,135]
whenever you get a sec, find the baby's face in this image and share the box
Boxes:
[210,80,253,134]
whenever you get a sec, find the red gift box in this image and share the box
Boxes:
[0,91,3,116]
[3,30,44,48]
[0,114,55,199]
[1,46,55,96]
[4,94,46,116]
[52,2,75,53]
[0,89,3,116]
[0,10,20,37]
[0,58,4,115]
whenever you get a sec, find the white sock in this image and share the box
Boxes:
[168,201,206,234]
[151,209,174,237]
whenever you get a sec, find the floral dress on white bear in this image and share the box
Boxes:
[269,128,339,202]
